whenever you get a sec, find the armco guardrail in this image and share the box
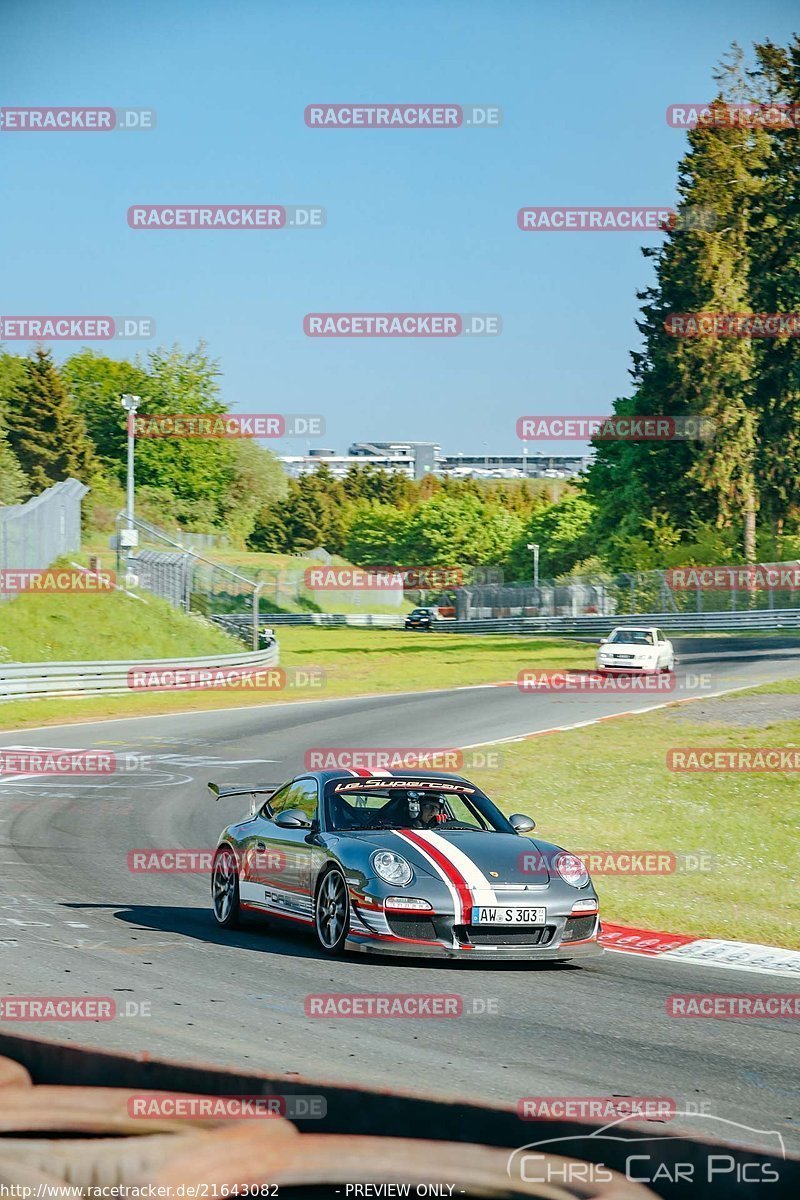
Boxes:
[0,643,279,701]
[215,612,405,630]
[216,609,800,634]
[429,609,800,634]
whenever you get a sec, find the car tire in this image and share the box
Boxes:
[212,845,241,929]
[314,867,350,955]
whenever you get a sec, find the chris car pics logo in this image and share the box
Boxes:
[507,1112,786,1189]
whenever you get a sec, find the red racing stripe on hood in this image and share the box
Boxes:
[399,828,473,922]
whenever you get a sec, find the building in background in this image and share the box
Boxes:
[279,442,591,480]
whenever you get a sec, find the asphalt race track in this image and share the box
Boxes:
[1,636,798,1152]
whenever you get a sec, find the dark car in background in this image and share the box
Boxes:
[404,606,439,630]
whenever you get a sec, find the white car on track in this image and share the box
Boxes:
[596,625,675,674]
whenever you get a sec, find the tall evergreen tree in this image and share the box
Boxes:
[6,348,97,491]
[585,55,766,562]
[0,428,27,505]
[0,352,29,503]
[749,38,800,553]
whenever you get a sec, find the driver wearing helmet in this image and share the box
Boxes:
[407,791,448,829]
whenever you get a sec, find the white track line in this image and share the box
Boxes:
[459,680,800,980]
[458,681,765,751]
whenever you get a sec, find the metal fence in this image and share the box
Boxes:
[115,514,261,617]
[433,609,800,634]
[213,609,800,633]
[129,549,194,611]
[458,562,800,619]
[0,479,89,600]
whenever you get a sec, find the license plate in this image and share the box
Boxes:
[614,654,634,659]
[472,906,546,925]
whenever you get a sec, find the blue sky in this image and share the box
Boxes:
[2,0,797,455]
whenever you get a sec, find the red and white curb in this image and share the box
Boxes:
[600,923,800,979]
[459,678,768,751]
[461,694,800,981]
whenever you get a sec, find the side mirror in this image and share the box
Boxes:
[599,637,609,644]
[274,808,313,829]
[509,813,536,833]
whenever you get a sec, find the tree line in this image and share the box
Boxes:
[2,39,798,578]
[584,37,800,569]
[0,345,287,543]
[0,342,573,577]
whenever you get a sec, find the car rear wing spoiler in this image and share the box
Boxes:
[208,781,278,816]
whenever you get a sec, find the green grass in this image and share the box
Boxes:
[278,627,592,692]
[82,536,414,616]
[2,600,795,947]
[0,628,593,730]
[0,580,240,663]
[742,675,800,695]
[466,684,800,947]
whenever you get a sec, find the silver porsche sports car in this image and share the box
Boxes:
[209,769,602,962]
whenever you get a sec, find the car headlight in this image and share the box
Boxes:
[555,852,590,889]
[371,850,413,887]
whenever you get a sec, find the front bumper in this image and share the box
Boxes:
[346,896,603,961]
[597,659,658,673]
[347,934,603,962]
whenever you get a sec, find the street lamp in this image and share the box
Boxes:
[527,542,540,590]
[120,395,141,565]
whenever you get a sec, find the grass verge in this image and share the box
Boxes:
[467,678,799,947]
[0,586,240,662]
[0,628,593,731]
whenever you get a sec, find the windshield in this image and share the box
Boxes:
[324,778,515,834]
[609,629,654,645]
[410,608,432,616]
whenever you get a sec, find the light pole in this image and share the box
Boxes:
[120,395,141,571]
[527,542,540,590]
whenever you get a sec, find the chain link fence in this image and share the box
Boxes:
[0,479,89,601]
[114,514,260,618]
[457,562,800,619]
